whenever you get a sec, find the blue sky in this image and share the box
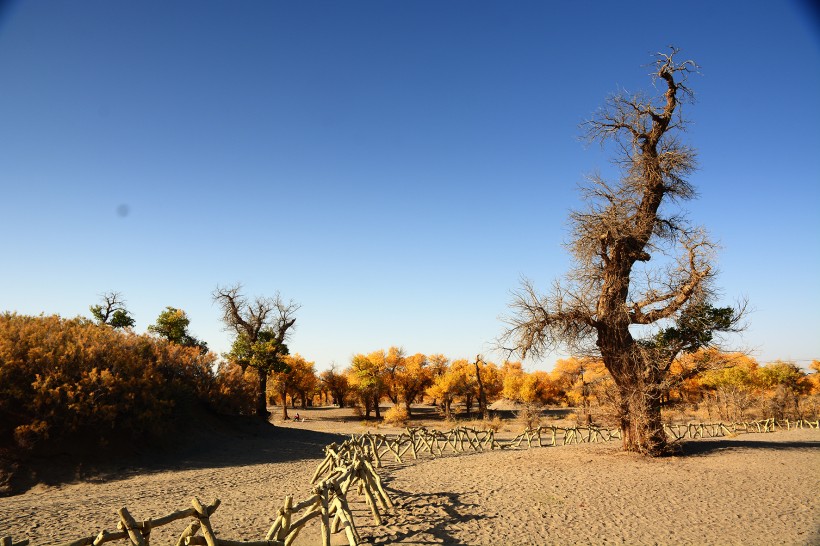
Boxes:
[1,1,818,371]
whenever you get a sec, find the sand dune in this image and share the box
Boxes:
[1,410,818,545]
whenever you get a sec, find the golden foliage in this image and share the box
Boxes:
[0,313,220,453]
[210,362,256,416]
[382,405,409,426]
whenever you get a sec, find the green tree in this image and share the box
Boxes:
[148,307,208,354]
[227,329,290,415]
[213,284,299,419]
[89,291,135,329]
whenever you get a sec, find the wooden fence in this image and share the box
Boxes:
[664,418,819,441]
[1,449,392,546]
[334,418,820,467]
[3,417,817,546]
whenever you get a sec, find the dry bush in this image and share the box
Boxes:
[483,415,503,432]
[462,415,505,432]
[382,405,409,426]
[801,395,820,420]
[515,404,543,430]
[0,313,219,454]
[210,363,256,416]
[591,405,621,428]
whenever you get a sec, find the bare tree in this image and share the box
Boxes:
[89,291,135,329]
[502,49,743,455]
[213,283,299,419]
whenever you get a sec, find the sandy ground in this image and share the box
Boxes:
[1,406,819,545]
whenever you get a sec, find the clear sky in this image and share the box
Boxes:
[1,1,818,372]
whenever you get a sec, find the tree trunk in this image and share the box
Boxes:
[474,360,488,419]
[599,325,668,455]
[280,388,289,420]
[373,394,381,419]
[614,375,667,455]
[256,369,270,419]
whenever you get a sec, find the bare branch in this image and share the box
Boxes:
[499,277,596,360]
[212,284,300,344]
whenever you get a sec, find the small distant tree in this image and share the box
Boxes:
[427,361,466,420]
[383,346,406,405]
[213,284,299,419]
[348,353,385,418]
[395,353,433,416]
[521,370,561,406]
[758,361,810,420]
[269,354,318,419]
[475,359,503,416]
[289,355,319,408]
[321,365,350,408]
[501,361,526,402]
[90,291,135,329]
[451,359,477,416]
[700,356,759,421]
[426,354,450,406]
[148,307,208,354]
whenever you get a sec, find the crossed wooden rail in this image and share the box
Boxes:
[664,418,820,441]
[336,418,820,468]
[346,427,503,468]
[2,449,392,546]
[3,417,817,546]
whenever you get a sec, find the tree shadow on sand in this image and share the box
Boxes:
[5,415,347,495]
[679,436,819,457]
[362,487,487,546]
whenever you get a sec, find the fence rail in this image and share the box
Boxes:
[2,449,391,546]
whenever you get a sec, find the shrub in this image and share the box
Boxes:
[484,415,504,432]
[0,313,217,453]
[210,363,256,416]
[515,404,543,430]
[382,405,409,426]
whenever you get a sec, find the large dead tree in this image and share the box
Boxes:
[213,284,299,419]
[502,49,742,455]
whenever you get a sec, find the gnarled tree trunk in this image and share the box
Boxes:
[257,369,270,419]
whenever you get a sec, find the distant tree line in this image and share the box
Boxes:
[273,348,820,426]
[2,287,817,465]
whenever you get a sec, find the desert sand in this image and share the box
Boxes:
[1,406,819,545]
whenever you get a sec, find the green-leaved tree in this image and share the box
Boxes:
[148,307,208,354]
[90,291,135,329]
[213,284,299,419]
